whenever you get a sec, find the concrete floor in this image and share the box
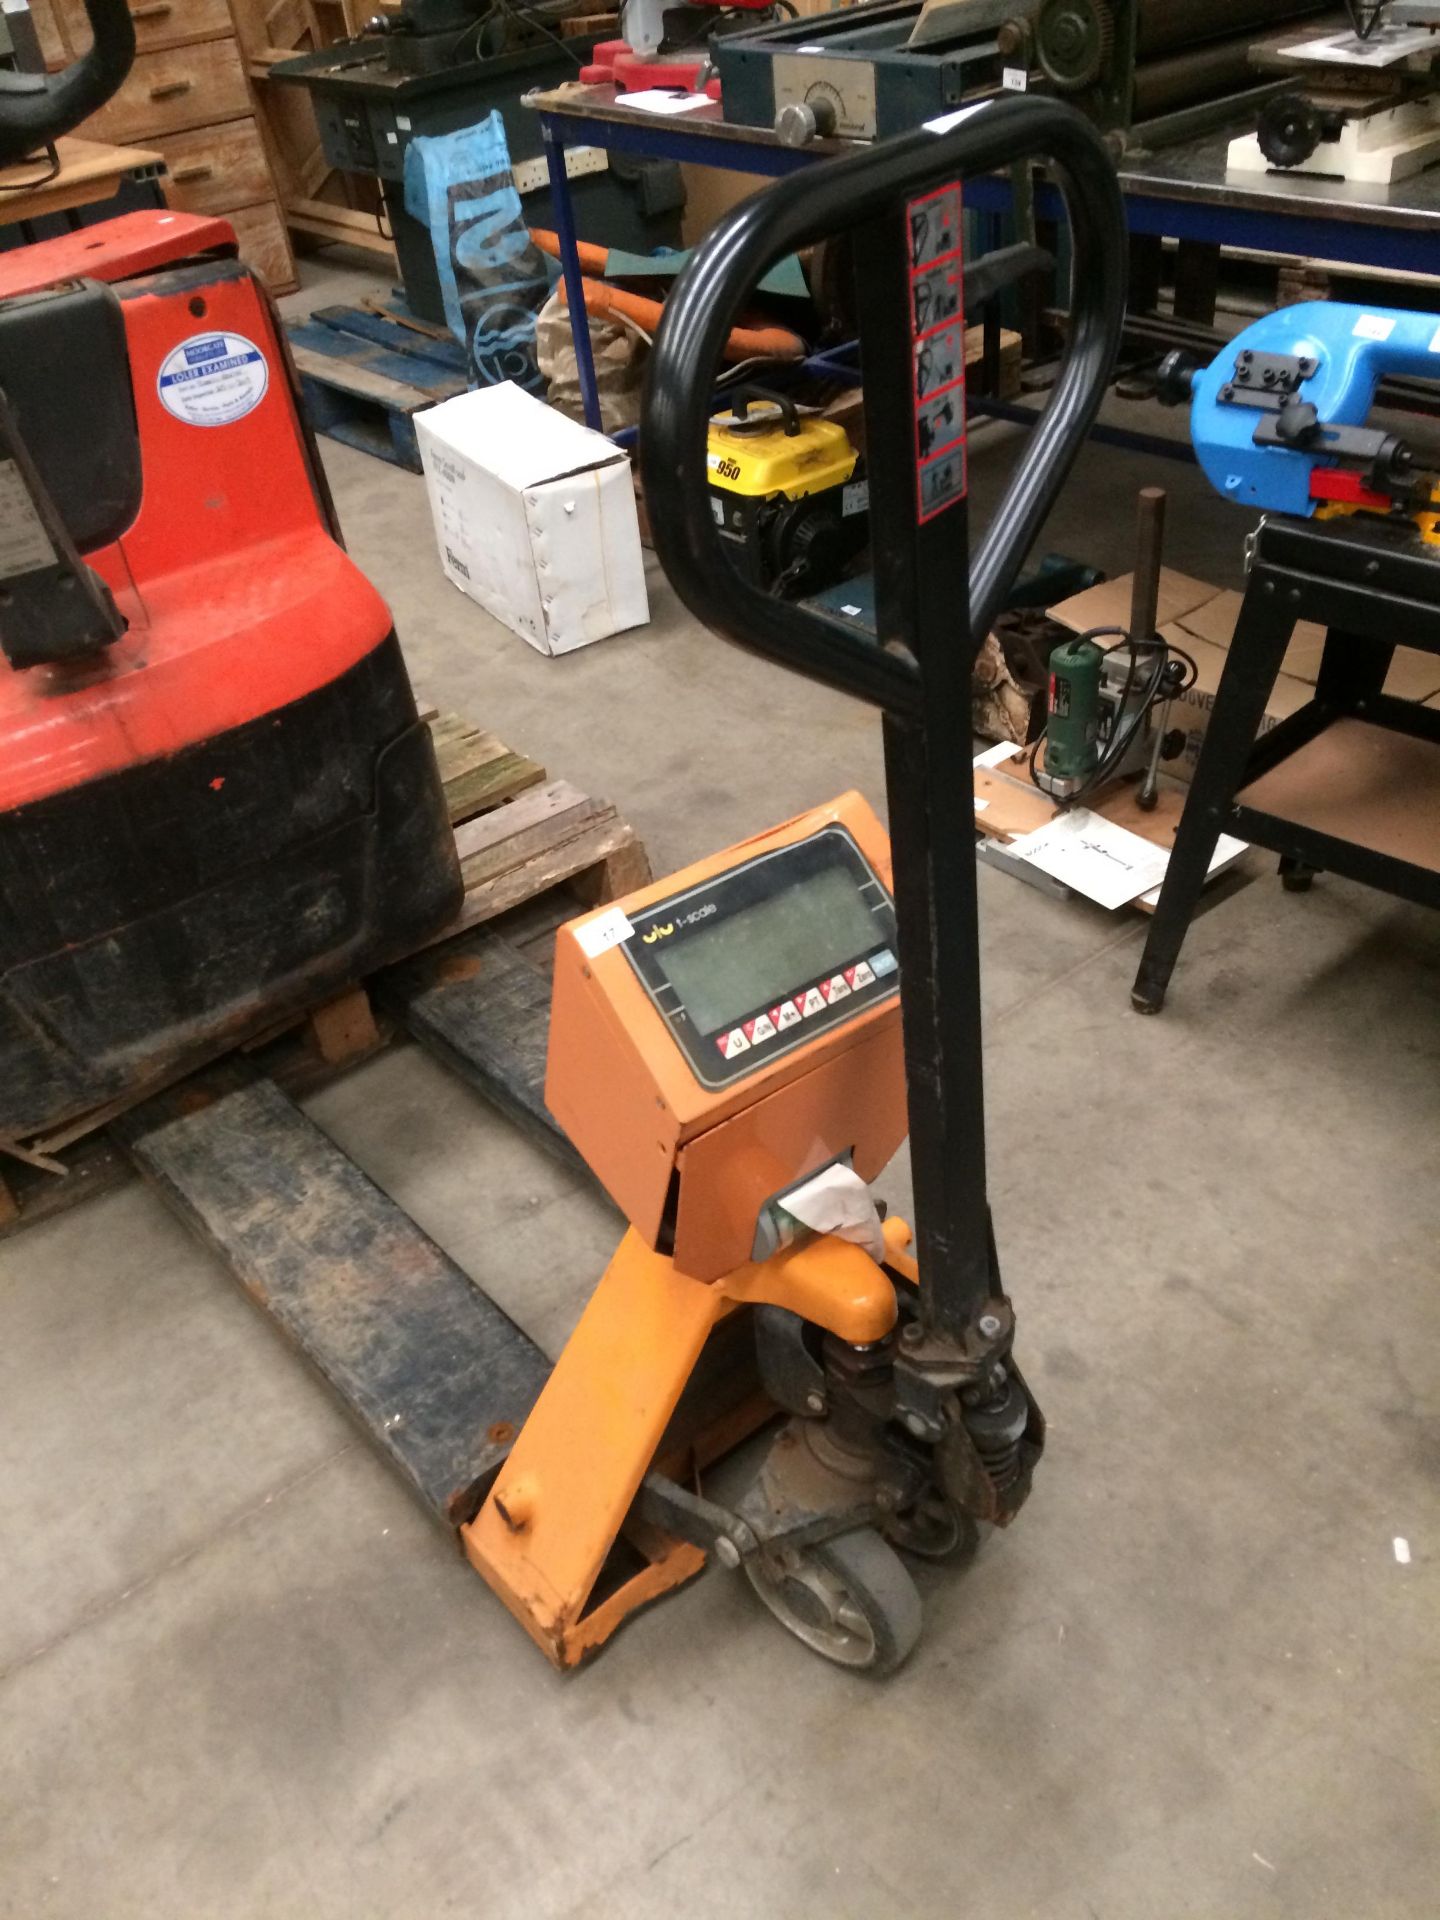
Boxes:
[1,258,1437,1919]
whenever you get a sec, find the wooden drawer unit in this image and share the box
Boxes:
[156,117,271,216]
[84,37,253,145]
[33,1,298,293]
[55,0,236,54]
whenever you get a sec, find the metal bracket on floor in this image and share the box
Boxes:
[975,832,1074,902]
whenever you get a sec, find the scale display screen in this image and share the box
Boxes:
[623,826,899,1089]
[656,865,880,1036]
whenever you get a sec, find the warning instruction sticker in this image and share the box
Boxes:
[905,182,967,524]
[0,458,56,580]
[157,332,269,428]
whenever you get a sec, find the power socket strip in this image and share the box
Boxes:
[511,146,609,196]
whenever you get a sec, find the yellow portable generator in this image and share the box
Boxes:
[707,389,868,598]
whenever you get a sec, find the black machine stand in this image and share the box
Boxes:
[1133,514,1440,1012]
[271,27,683,331]
[643,98,1126,1591]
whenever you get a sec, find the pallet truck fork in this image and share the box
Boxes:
[467,98,1126,1671]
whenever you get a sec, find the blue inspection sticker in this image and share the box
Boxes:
[156,331,268,427]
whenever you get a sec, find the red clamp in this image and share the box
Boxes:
[1308,467,1392,513]
[579,39,722,98]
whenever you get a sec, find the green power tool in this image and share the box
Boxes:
[1043,633,1105,787]
[1033,487,1191,808]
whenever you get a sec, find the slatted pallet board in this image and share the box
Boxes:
[0,715,649,1239]
[287,301,470,470]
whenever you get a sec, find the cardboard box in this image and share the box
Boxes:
[1161,627,1313,782]
[1049,568,1440,782]
[416,382,648,656]
[1044,568,1218,640]
[1182,587,1440,703]
[1047,569,1306,783]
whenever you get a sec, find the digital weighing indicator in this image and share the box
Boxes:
[545,792,908,1280]
[623,825,897,1089]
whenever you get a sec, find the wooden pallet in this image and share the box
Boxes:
[287,302,469,469]
[0,713,649,1240]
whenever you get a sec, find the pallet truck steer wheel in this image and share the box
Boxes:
[746,1528,923,1674]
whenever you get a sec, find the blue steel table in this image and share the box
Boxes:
[532,82,1440,431]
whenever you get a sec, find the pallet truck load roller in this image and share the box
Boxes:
[466,97,1127,1672]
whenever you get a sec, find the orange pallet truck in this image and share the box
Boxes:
[465,98,1126,1671]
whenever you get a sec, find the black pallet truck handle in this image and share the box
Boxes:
[0,1,136,166]
[641,97,1126,716]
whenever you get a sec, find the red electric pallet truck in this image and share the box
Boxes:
[0,5,460,1145]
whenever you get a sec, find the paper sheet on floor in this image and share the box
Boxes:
[1005,809,1170,910]
[1137,833,1249,908]
[973,740,1025,771]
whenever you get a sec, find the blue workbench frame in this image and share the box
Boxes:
[539,102,1440,431]
[541,110,819,429]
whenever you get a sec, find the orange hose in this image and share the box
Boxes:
[555,273,805,363]
[531,228,609,275]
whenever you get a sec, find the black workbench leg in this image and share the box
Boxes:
[1128,233,1164,316]
[1131,580,1296,1014]
[1314,626,1395,712]
[1278,855,1316,892]
[1019,216,1060,355]
[1173,241,1220,326]
[981,300,1001,397]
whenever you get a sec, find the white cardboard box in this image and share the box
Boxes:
[416,382,648,655]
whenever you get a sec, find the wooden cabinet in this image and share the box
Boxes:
[83,38,254,144]
[152,117,272,217]
[225,198,295,290]
[31,1,297,293]
[25,0,70,67]
[55,0,236,54]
